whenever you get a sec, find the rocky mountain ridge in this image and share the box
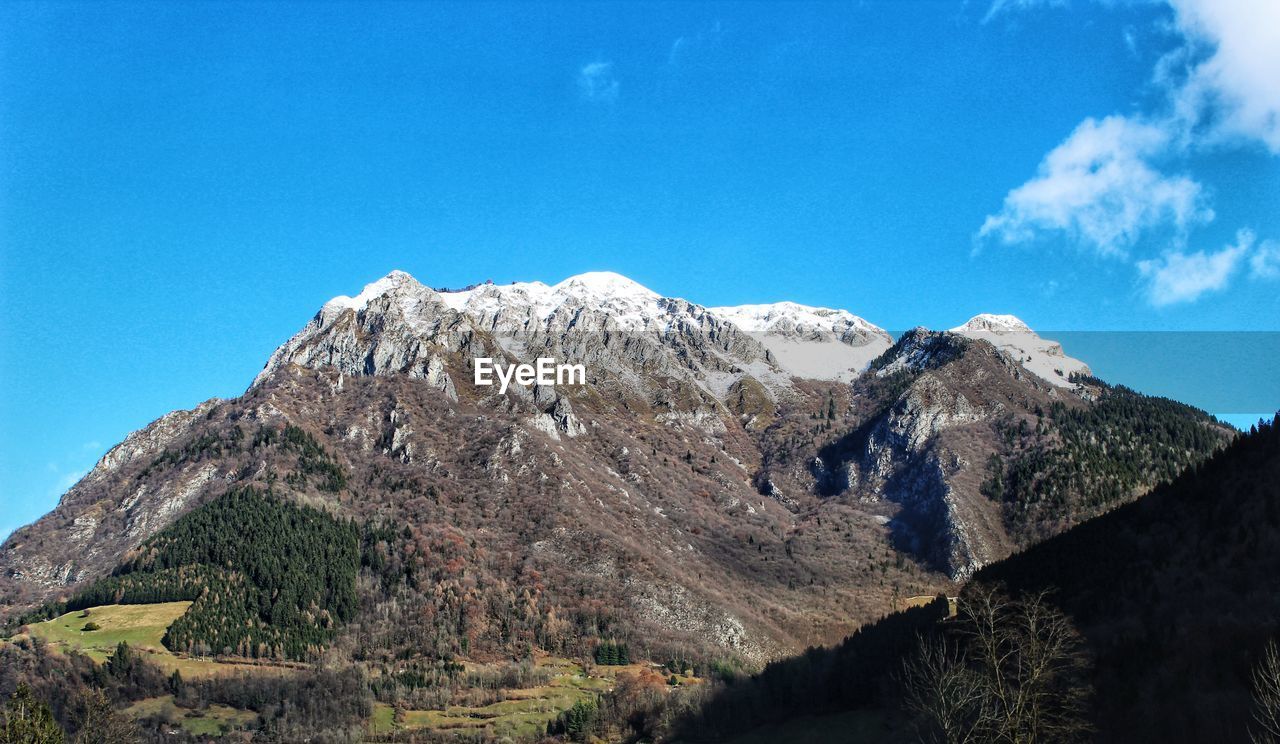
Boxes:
[259,270,1088,395]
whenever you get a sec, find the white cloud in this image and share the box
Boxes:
[1166,0,1280,153]
[1249,235,1280,279]
[1136,230,1250,305]
[1122,25,1140,57]
[980,0,1278,291]
[577,61,619,103]
[668,37,688,66]
[978,115,1212,256]
[43,445,98,499]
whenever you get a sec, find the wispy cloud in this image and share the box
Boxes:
[1122,25,1139,58]
[1137,230,1250,306]
[53,468,88,494]
[41,440,100,499]
[668,37,689,66]
[978,115,1211,257]
[1247,232,1280,279]
[983,0,1068,25]
[668,20,725,66]
[577,61,619,103]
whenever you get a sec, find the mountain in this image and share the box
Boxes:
[0,271,1228,666]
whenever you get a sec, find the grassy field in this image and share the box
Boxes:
[368,657,671,740]
[19,602,299,679]
[125,695,256,737]
[19,607,695,739]
[24,602,191,662]
[902,595,959,616]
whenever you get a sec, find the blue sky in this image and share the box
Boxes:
[1,1,1277,539]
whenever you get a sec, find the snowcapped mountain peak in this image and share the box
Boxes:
[323,270,430,313]
[553,271,659,300]
[950,314,1090,387]
[261,271,1096,393]
[710,302,880,336]
[437,271,665,329]
[951,313,1033,335]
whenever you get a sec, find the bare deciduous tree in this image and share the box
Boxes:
[902,635,988,744]
[1252,640,1280,744]
[902,585,1092,744]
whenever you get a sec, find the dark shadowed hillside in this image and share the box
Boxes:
[972,413,1280,743]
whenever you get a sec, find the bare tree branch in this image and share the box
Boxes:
[1252,640,1280,744]
[901,585,1092,744]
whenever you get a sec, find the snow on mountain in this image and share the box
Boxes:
[323,269,423,313]
[255,271,455,388]
[709,302,893,382]
[950,314,1090,387]
[313,269,446,334]
[708,302,883,337]
[257,270,786,411]
[438,271,665,332]
[555,271,660,301]
[952,313,1032,334]
[266,271,1090,394]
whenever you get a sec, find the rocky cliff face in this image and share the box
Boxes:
[854,332,1063,577]
[0,270,1218,658]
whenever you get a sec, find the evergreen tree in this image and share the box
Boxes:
[168,670,185,698]
[2,683,64,744]
[105,642,134,680]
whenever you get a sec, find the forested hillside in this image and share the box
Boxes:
[671,596,950,741]
[987,381,1228,544]
[14,487,360,661]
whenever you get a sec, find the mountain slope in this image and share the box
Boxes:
[707,302,892,382]
[950,313,1090,387]
[759,327,1226,578]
